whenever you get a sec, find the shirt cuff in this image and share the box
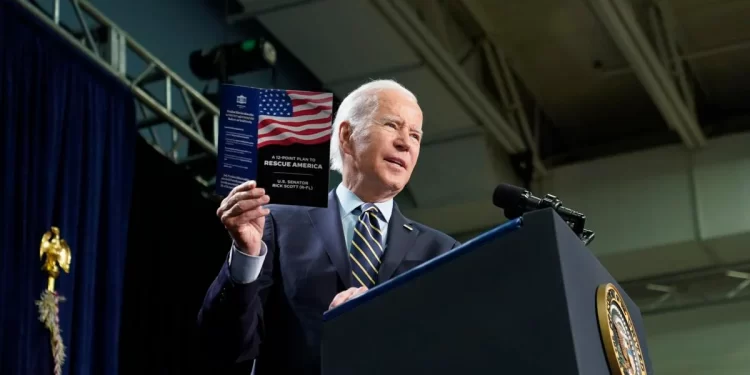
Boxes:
[228,241,268,284]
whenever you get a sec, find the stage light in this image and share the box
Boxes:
[189,38,277,82]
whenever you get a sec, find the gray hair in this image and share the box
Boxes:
[329,79,418,173]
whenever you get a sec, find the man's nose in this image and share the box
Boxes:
[393,131,410,152]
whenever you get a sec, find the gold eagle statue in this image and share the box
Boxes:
[40,226,72,291]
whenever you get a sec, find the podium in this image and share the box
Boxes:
[321,208,652,374]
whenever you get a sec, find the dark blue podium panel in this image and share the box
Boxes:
[321,209,652,375]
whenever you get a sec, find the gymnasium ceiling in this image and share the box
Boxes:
[224,0,750,236]
[229,0,750,164]
[215,0,750,314]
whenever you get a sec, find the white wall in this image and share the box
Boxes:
[644,301,750,374]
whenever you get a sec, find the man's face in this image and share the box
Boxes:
[347,89,423,195]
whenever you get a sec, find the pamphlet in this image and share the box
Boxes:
[216,84,333,207]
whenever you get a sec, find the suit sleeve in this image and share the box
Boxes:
[194,213,278,374]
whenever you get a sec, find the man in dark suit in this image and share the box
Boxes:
[195,79,460,374]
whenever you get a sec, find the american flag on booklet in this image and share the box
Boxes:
[256,89,334,148]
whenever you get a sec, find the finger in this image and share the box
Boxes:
[223,195,270,219]
[330,289,355,308]
[219,188,265,213]
[218,182,255,214]
[328,293,346,310]
[230,180,257,196]
[329,288,358,310]
[223,206,271,227]
[218,188,266,216]
[352,286,368,299]
[218,182,258,214]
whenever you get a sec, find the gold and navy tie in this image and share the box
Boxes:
[349,203,385,288]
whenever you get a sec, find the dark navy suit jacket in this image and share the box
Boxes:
[195,190,459,375]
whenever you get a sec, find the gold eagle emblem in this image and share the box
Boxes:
[40,226,72,291]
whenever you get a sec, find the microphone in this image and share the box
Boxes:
[492,183,595,245]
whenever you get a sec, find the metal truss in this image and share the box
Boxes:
[402,0,547,177]
[621,260,750,316]
[372,0,529,158]
[646,1,697,120]
[480,40,547,177]
[18,0,220,191]
[588,0,706,149]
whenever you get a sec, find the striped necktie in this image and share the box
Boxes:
[349,203,385,288]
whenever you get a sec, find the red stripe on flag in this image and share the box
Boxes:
[259,125,330,139]
[293,106,332,117]
[286,90,332,97]
[292,97,332,106]
[258,115,332,129]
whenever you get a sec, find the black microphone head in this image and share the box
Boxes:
[493,183,529,220]
[492,183,527,210]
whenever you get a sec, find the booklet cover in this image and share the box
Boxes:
[215,84,333,207]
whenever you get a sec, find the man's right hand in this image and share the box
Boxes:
[328,287,368,311]
[217,180,271,256]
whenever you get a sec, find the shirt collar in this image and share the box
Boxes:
[335,183,393,222]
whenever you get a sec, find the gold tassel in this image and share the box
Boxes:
[36,290,66,375]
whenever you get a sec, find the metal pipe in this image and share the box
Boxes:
[683,39,750,60]
[591,0,697,149]
[133,87,217,156]
[71,0,99,56]
[481,41,547,176]
[612,0,705,146]
[77,0,220,116]
[16,0,124,86]
[658,3,696,117]
[590,0,695,148]
[373,0,527,154]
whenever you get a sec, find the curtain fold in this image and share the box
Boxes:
[0,1,136,374]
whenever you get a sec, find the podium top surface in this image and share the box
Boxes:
[323,217,524,321]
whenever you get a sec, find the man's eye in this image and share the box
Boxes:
[411,134,421,141]
[385,122,397,128]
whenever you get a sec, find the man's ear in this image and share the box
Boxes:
[339,121,354,156]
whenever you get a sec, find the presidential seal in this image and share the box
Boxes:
[596,283,647,375]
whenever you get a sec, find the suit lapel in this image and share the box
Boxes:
[378,203,419,282]
[307,191,351,288]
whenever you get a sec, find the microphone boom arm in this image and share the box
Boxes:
[494,183,596,246]
[537,193,595,246]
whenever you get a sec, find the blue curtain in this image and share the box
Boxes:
[0,0,136,374]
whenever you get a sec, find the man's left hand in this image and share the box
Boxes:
[328,286,368,310]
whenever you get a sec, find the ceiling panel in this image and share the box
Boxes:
[672,0,750,49]
[329,66,479,136]
[468,0,662,131]
[669,0,750,108]
[256,0,422,83]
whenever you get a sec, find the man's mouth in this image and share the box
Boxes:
[384,157,406,169]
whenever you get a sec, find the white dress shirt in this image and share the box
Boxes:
[228,183,393,284]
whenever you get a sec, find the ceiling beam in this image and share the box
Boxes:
[481,40,547,177]
[456,0,548,176]
[588,0,706,149]
[621,260,750,316]
[372,0,527,154]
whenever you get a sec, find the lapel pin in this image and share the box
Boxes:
[403,224,413,231]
